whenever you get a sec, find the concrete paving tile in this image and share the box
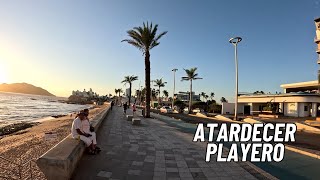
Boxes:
[189,168,202,172]
[178,168,190,172]
[154,171,166,177]
[179,171,193,178]
[153,177,166,180]
[132,161,143,166]
[96,171,112,178]
[128,169,141,175]
[166,167,179,172]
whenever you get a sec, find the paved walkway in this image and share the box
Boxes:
[73,107,265,180]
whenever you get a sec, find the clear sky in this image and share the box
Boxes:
[0,0,319,102]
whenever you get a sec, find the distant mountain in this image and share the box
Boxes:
[0,83,55,96]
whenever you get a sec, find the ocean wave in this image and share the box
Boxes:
[0,93,90,123]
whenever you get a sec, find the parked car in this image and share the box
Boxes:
[183,107,204,114]
[160,106,173,113]
[192,108,204,113]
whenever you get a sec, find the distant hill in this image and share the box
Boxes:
[0,83,55,96]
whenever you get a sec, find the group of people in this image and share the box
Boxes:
[71,101,138,155]
[110,100,137,115]
[122,102,136,115]
[71,108,101,155]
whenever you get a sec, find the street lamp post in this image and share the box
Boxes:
[229,37,242,121]
[172,68,178,109]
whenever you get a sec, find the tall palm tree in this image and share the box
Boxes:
[154,78,167,103]
[182,67,202,113]
[121,75,138,105]
[210,92,215,101]
[122,22,167,118]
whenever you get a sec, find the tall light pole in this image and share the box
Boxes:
[229,37,242,121]
[172,68,178,109]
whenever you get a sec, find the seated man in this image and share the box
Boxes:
[83,109,100,151]
[71,110,99,154]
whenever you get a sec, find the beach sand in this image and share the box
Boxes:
[0,104,108,179]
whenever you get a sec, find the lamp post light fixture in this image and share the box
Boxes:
[229,37,242,121]
[172,68,178,109]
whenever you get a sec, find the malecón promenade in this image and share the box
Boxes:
[73,107,274,180]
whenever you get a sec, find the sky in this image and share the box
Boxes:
[0,0,319,102]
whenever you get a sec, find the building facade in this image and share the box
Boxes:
[222,82,320,117]
[176,91,200,102]
[222,18,320,118]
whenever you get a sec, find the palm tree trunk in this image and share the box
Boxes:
[189,80,192,114]
[158,87,161,105]
[145,51,151,117]
[129,83,132,106]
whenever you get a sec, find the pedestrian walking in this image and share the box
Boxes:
[132,103,136,116]
[111,101,114,110]
[123,102,128,115]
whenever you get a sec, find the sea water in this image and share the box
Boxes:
[0,92,90,125]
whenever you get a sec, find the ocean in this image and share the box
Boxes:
[0,92,90,125]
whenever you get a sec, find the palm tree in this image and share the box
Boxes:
[114,88,123,105]
[163,90,169,100]
[205,95,209,102]
[154,78,167,103]
[181,67,202,113]
[121,75,138,105]
[122,22,167,118]
[114,89,119,96]
[201,92,206,102]
[220,97,228,103]
[210,92,215,101]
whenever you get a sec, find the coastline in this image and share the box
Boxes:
[0,103,108,179]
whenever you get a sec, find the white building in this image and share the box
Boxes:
[176,91,200,102]
[125,88,130,97]
[222,18,320,118]
[222,80,320,117]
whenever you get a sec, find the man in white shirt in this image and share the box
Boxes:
[71,111,96,154]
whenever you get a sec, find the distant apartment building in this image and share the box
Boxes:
[176,91,200,102]
[125,88,130,97]
[71,88,96,98]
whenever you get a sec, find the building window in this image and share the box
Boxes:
[304,106,308,111]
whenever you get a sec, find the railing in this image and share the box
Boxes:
[0,156,42,180]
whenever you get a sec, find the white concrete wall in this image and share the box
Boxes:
[239,95,320,103]
[312,103,317,117]
[298,103,310,117]
[221,103,244,115]
[222,102,234,114]
[284,102,298,117]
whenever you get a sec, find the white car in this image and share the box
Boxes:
[160,106,173,113]
[192,108,203,113]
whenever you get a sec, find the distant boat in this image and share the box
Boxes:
[31,98,37,100]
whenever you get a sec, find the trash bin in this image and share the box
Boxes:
[142,109,145,117]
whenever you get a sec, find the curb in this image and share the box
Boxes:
[285,145,320,160]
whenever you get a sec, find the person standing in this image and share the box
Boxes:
[123,102,128,114]
[111,101,114,110]
[132,103,137,116]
